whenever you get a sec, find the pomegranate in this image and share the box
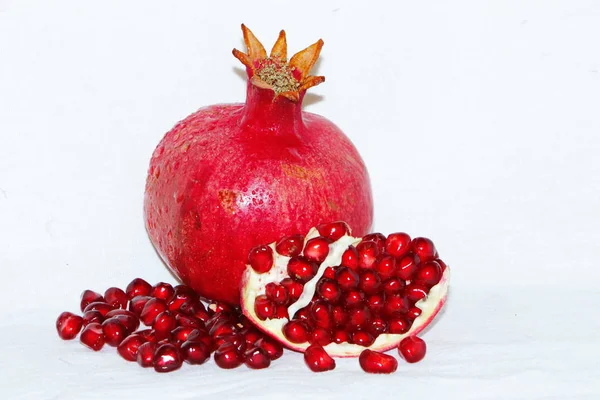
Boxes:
[144,25,373,305]
[240,222,450,356]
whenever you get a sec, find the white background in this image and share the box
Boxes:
[1,0,599,399]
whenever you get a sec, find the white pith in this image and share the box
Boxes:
[240,228,450,357]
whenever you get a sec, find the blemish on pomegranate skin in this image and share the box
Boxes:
[218,189,239,214]
[281,164,322,182]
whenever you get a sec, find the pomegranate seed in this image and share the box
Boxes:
[384,294,409,317]
[125,278,152,299]
[287,257,318,283]
[214,332,247,354]
[187,330,213,349]
[102,318,127,346]
[280,278,303,302]
[254,295,276,320]
[316,221,349,241]
[331,305,348,327]
[265,283,289,305]
[310,301,332,329]
[304,344,335,372]
[175,313,204,329]
[294,307,311,321]
[343,290,365,308]
[303,236,331,263]
[385,232,412,258]
[408,306,422,320]
[136,342,157,367]
[414,260,442,287]
[398,336,427,363]
[206,312,232,331]
[351,331,375,347]
[244,346,271,369]
[359,349,398,374]
[382,278,405,295]
[310,327,332,346]
[359,270,382,295]
[242,328,262,346]
[56,312,83,340]
[153,343,182,372]
[209,319,237,338]
[151,282,175,301]
[193,308,211,323]
[316,278,341,304]
[335,267,359,291]
[347,306,371,329]
[283,320,311,343]
[341,246,359,270]
[171,326,197,343]
[248,245,274,273]
[366,294,385,314]
[117,334,146,361]
[368,316,388,335]
[181,340,210,365]
[275,304,289,319]
[323,266,336,279]
[275,234,305,257]
[256,338,283,360]
[404,283,429,302]
[82,310,104,326]
[83,302,114,317]
[356,241,379,269]
[363,233,386,252]
[106,310,140,333]
[375,254,397,280]
[80,322,105,351]
[140,298,167,326]
[411,237,437,262]
[214,343,244,369]
[388,317,411,334]
[135,328,158,343]
[332,330,350,344]
[104,287,128,309]
[168,286,198,313]
[153,311,177,338]
[128,295,152,316]
[397,254,420,281]
[80,290,104,312]
[436,258,448,271]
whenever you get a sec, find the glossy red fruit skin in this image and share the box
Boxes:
[153,343,183,373]
[316,221,350,241]
[102,318,127,346]
[117,334,147,361]
[244,347,271,369]
[83,302,114,317]
[181,340,211,365]
[151,282,175,301]
[140,298,167,326]
[303,237,331,263]
[144,63,373,305]
[153,311,177,338]
[247,245,274,273]
[104,287,128,309]
[411,237,437,262]
[125,278,153,299]
[398,336,427,363]
[359,350,398,374]
[214,343,244,369]
[283,320,311,343]
[80,322,105,351]
[385,232,412,258]
[80,290,104,312]
[287,257,318,283]
[275,234,305,257]
[256,338,283,360]
[304,344,335,372]
[137,342,157,367]
[414,261,442,287]
[56,312,83,340]
[82,310,104,326]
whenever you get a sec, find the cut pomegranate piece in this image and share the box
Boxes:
[240,223,450,357]
[359,350,398,374]
[398,336,427,363]
[304,344,335,372]
[56,312,83,340]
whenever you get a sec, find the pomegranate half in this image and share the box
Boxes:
[144,26,373,305]
[240,222,450,357]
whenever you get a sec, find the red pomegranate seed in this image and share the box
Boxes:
[369,316,388,335]
[214,343,244,369]
[382,277,405,295]
[414,260,442,287]
[283,320,311,343]
[347,306,371,329]
[287,257,318,283]
[304,344,335,372]
[153,311,177,338]
[83,302,114,317]
[256,338,283,360]
[356,241,379,270]
[106,310,140,333]
[323,266,336,279]
[397,254,420,281]
[102,318,127,346]
[293,307,311,321]
[359,349,398,374]
[343,290,365,308]
[359,270,382,295]
[128,295,152,316]
[213,333,247,353]
[366,293,385,314]
[151,282,175,301]
[175,313,204,329]
[193,308,211,323]
[335,267,359,291]
[153,343,182,372]
[275,305,289,319]
[104,287,128,309]
[140,298,167,326]
[209,319,237,337]
[398,336,427,363]
[436,258,448,271]
[126,278,152,299]
[247,245,274,273]
[244,346,271,369]
[385,232,412,258]
[351,330,375,347]
[408,306,422,320]
[187,330,213,349]
[56,312,83,340]
[275,234,305,257]
[117,334,146,361]
[206,312,232,331]
[363,233,386,252]
[303,236,331,263]
[316,221,349,241]
[254,295,276,320]
[135,328,158,343]
[375,254,397,280]
[331,305,348,327]
[384,294,409,317]
[310,301,332,329]
[404,283,429,302]
[316,278,341,304]
[181,340,211,365]
[280,278,303,302]
[265,283,289,305]
[411,237,437,262]
[82,310,104,326]
[171,326,197,343]
[242,328,262,346]
[332,330,350,344]
[388,317,411,334]
[136,341,157,367]
[341,245,359,270]
[80,322,105,351]
[310,327,332,346]
[80,290,104,312]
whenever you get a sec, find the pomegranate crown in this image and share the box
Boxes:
[232,24,325,102]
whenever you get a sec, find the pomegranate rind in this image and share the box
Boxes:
[240,228,450,357]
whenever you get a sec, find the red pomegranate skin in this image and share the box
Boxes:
[145,72,373,306]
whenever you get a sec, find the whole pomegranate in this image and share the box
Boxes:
[144,26,373,305]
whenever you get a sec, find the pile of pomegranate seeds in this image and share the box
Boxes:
[56,278,283,372]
